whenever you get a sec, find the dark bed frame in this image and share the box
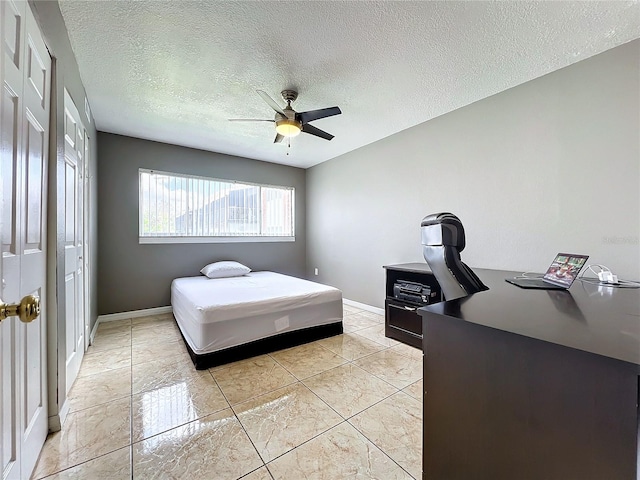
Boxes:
[177,319,344,370]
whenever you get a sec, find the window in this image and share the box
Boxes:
[139,169,294,243]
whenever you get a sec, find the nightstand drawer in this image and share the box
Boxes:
[386,300,422,336]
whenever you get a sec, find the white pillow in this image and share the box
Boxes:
[200,261,251,279]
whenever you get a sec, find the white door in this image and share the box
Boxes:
[0,1,51,478]
[62,91,85,393]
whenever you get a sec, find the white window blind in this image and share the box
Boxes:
[139,169,294,243]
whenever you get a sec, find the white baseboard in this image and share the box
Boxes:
[343,298,384,316]
[48,399,70,433]
[89,317,100,345]
[97,306,173,324]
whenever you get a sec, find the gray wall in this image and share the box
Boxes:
[307,39,640,308]
[97,133,306,314]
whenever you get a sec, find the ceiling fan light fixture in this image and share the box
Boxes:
[275,119,302,137]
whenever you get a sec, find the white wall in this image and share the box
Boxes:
[306,40,640,308]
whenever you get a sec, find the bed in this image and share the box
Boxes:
[171,271,343,369]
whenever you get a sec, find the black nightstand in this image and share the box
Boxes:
[383,263,442,349]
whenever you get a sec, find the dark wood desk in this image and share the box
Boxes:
[418,268,640,480]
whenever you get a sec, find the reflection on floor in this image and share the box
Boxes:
[32,302,423,480]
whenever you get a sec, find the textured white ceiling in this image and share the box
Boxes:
[58,1,640,169]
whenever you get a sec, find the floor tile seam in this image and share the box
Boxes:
[239,466,274,480]
[95,325,133,334]
[231,378,346,428]
[96,326,133,335]
[229,398,270,468]
[71,364,132,382]
[37,436,132,479]
[91,335,133,348]
[349,329,395,347]
[337,384,403,422]
[130,323,180,333]
[283,356,356,384]
[401,378,423,390]
[67,392,133,415]
[35,444,131,480]
[342,344,394,363]
[342,323,377,333]
[263,463,277,480]
[228,379,310,412]
[353,345,414,363]
[391,352,424,362]
[267,347,351,382]
[90,339,132,348]
[287,358,352,382]
[348,318,382,330]
[259,418,352,467]
[400,388,422,403]
[311,339,352,363]
[253,415,346,464]
[130,374,207,397]
[80,359,132,372]
[130,322,174,330]
[208,368,234,410]
[127,407,237,453]
[226,379,347,457]
[87,334,131,351]
[344,418,419,480]
[129,351,189,367]
[128,444,134,480]
[84,347,132,359]
[129,336,183,348]
[77,366,133,380]
[224,375,299,407]
[297,378,352,423]
[352,360,421,390]
[130,402,232,444]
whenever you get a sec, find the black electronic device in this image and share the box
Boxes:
[393,280,435,305]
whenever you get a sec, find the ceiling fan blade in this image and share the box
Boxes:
[302,123,334,141]
[274,133,284,144]
[228,118,274,122]
[296,106,341,124]
[257,90,286,115]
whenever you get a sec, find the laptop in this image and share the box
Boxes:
[505,253,589,290]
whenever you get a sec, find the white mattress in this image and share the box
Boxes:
[171,272,343,355]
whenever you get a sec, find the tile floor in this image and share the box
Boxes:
[32,303,423,479]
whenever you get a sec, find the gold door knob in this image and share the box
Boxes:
[0,295,40,323]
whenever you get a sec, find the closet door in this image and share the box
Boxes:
[62,90,86,396]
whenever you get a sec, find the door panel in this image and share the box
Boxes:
[3,1,21,69]
[25,116,44,246]
[23,288,43,426]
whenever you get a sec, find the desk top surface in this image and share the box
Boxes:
[415,265,640,367]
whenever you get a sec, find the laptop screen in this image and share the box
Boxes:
[542,253,589,288]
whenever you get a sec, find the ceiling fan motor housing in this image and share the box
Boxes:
[281,90,298,104]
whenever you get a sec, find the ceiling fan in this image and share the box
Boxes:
[229,90,342,144]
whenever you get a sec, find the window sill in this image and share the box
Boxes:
[139,236,295,244]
